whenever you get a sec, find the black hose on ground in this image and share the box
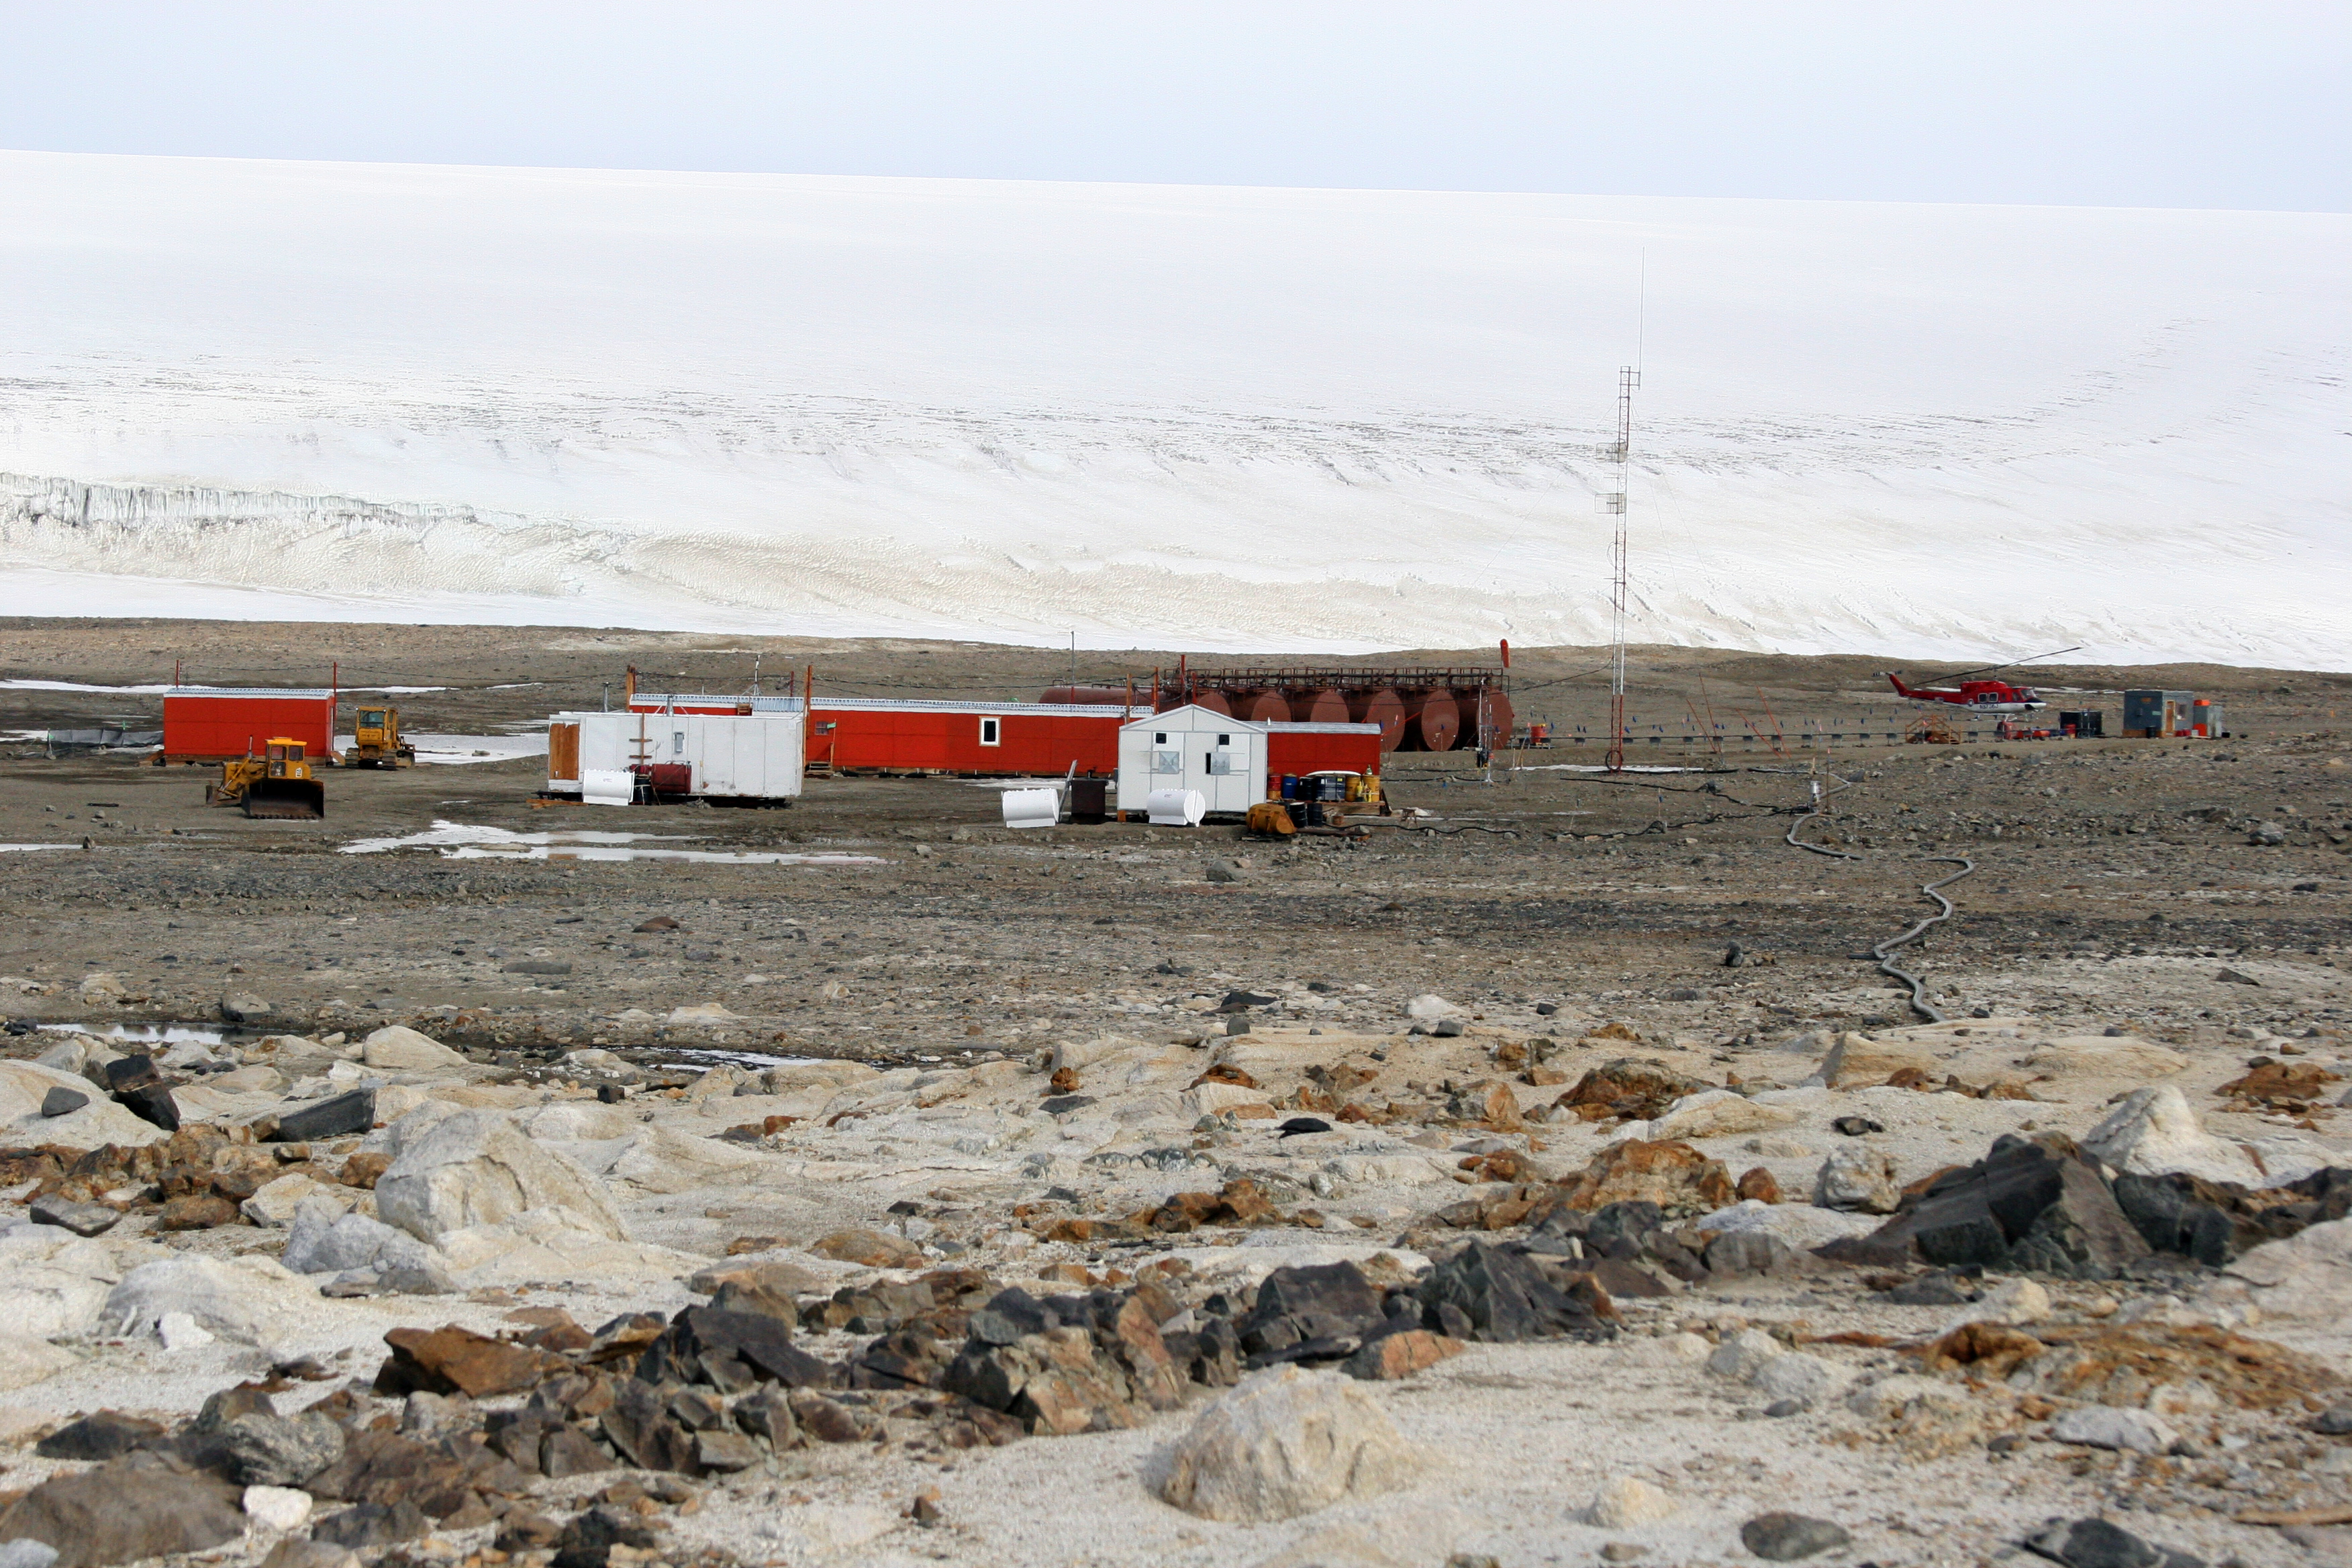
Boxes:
[1872,856,1976,1024]
[1785,771,1860,859]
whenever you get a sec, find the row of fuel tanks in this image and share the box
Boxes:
[1042,669,1512,752]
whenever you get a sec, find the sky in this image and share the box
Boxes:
[2,1,2344,211]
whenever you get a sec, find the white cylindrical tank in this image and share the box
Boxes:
[1001,787,1061,829]
[1146,788,1208,826]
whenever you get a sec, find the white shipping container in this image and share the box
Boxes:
[546,710,805,803]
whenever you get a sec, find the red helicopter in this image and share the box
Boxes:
[1883,646,2079,714]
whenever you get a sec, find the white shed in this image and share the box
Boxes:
[1118,705,1267,818]
[546,709,805,805]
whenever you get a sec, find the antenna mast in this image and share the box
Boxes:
[1603,362,1639,772]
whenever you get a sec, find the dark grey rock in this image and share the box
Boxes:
[38,1087,88,1118]
[1740,1512,1852,1561]
[0,1455,244,1568]
[28,1195,118,1236]
[1763,1398,1806,1418]
[34,1411,166,1461]
[111,1083,179,1132]
[500,961,573,976]
[310,1501,431,1549]
[552,1505,660,1568]
[1038,1095,1096,1116]
[1418,1242,1616,1344]
[1879,1268,1983,1306]
[217,1410,345,1487]
[101,1055,158,1091]
[271,1089,375,1142]
[2314,1406,2352,1436]
[1824,1134,2151,1280]
[2023,1517,2203,1568]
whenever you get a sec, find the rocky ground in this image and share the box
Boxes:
[0,621,2348,1568]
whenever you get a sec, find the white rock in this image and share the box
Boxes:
[560,1048,636,1077]
[1817,1032,1937,1089]
[2081,1085,2262,1187]
[0,1230,126,1338]
[1694,1200,1879,1249]
[1182,1082,1275,1120]
[767,1504,897,1553]
[2209,1216,2352,1328]
[434,1208,704,1289]
[1650,1090,1798,1139]
[2146,1379,2220,1417]
[2049,1404,2177,1454]
[1613,1332,1712,1368]
[0,1540,60,1568]
[1705,1329,1784,1381]
[1844,1374,1978,1424]
[2022,1036,2187,1080]
[360,1025,469,1073]
[611,1124,770,1193]
[0,1332,77,1391]
[1155,1365,1423,1522]
[243,1173,351,1229]
[283,1199,448,1277]
[520,1100,640,1141]
[0,1061,170,1150]
[375,1108,625,1242]
[1941,1277,2053,1331]
[1405,994,1463,1020]
[105,1256,315,1345]
[667,1002,740,1024]
[1752,1352,1844,1404]
[1814,1146,1902,1213]
[158,1310,215,1350]
[243,1485,314,1532]
[1577,1475,1679,1528]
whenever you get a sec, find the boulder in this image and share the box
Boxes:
[810,1228,924,1268]
[1555,1059,1702,1121]
[1741,1514,1853,1562]
[2049,1404,2177,1455]
[1559,1139,1735,1217]
[1814,1146,1902,1214]
[0,1062,168,1150]
[1577,1475,1679,1527]
[0,1230,122,1338]
[2210,1215,2352,1326]
[1155,1365,1422,1522]
[271,1089,377,1143]
[361,1026,469,1073]
[2023,1517,2202,1568]
[0,1332,79,1391]
[0,1456,245,1568]
[242,1485,314,1533]
[28,1197,118,1237]
[2082,1086,2261,1187]
[376,1326,570,1398]
[244,1173,351,1228]
[2115,1167,2352,1266]
[283,1199,449,1277]
[1650,1090,1798,1139]
[2021,1037,2187,1081]
[217,1410,346,1486]
[609,1124,769,1193]
[1418,1241,1615,1342]
[102,1255,318,1346]
[1817,1032,1937,1089]
[375,1108,624,1242]
[1823,1134,2150,1279]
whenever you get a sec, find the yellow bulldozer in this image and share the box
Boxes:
[207,738,326,819]
[344,706,416,768]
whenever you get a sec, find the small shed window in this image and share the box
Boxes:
[1216,734,1232,746]
[1207,751,1234,775]
[1153,750,1181,773]
[979,717,1001,746]
[1153,732,1169,745]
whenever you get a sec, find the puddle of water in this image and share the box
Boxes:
[651,1049,824,1070]
[341,820,879,867]
[332,733,549,766]
[39,1021,230,1044]
[0,844,81,853]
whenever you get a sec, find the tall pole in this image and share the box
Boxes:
[1605,363,1638,773]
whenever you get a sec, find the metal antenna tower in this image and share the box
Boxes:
[1602,362,1639,771]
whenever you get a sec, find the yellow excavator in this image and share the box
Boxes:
[343,706,416,768]
[207,738,326,819]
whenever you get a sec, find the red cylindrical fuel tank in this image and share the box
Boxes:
[1402,690,1460,752]
[1455,687,1514,749]
[1038,685,1132,705]
[1238,689,1292,722]
[1188,689,1232,717]
[1348,688,1406,750]
[1300,687,1352,723]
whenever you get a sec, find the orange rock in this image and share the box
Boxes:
[1560,1138,1736,1217]
[1736,1166,1781,1204]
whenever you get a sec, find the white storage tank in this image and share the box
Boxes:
[546,709,805,804]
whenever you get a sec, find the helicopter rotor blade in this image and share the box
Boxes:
[1928,645,2084,685]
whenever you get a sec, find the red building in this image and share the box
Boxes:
[1266,723,1384,781]
[159,687,336,764]
[630,694,1131,776]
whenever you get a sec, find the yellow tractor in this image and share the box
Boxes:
[344,706,416,768]
[207,738,327,819]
